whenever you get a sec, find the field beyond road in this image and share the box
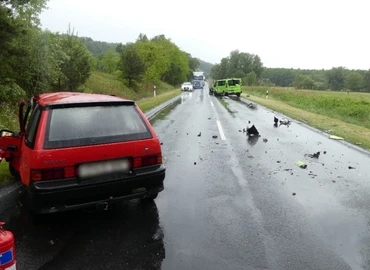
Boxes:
[242,87,370,150]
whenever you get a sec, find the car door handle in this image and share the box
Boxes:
[7,145,17,151]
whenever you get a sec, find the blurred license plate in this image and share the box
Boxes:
[79,159,129,178]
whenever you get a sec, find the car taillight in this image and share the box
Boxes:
[31,166,76,181]
[133,153,162,168]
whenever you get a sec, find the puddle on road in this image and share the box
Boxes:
[149,98,182,125]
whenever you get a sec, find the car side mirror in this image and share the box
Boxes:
[0,129,15,137]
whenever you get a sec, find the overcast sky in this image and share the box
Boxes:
[40,0,370,70]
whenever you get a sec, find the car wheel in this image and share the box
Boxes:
[236,93,241,97]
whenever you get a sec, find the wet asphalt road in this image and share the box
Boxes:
[1,84,370,269]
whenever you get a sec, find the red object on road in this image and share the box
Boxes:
[0,222,16,270]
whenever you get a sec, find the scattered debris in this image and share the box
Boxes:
[292,193,296,196]
[49,240,55,245]
[247,155,254,159]
[212,135,218,139]
[323,151,327,154]
[248,121,251,124]
[208,118,211,120]
[277,161,281,163]
[355,142,363,145]
[247,103,256,109]
[274,116,279,125]
[296,161,307,169]
[263,138,268,143]
[194,162,197,165]
[348,166,356,169]
[198,132,201,137]
[243,128,246,133]
[160,142,163,145]
[247,125,259,136]
[279,119,291,127]
[329,135,344,140]
[305,151,320,159]
[332,180,336,183]
[239,130,242,132]
[246,95,250,97]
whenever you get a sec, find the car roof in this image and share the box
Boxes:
[35,92,132,107]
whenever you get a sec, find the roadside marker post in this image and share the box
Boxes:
[154,86,156,97]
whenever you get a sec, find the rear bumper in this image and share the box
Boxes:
[28,164,165,213]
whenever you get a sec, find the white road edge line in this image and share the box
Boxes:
[210,101,214,107]
[216,120,226,140]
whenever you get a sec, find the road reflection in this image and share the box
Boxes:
[4,189,165,270]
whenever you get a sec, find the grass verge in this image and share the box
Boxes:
[136,89,180,113]
[242,92,370,151]
[245,87,370,129]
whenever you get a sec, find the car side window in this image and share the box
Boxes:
[25,105,42,149]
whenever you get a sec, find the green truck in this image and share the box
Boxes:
[210,78,242,97]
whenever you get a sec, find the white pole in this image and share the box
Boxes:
[154,85,156,97]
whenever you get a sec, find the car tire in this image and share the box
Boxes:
[236,93,241,97]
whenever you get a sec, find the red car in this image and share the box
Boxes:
[0,92,165,214]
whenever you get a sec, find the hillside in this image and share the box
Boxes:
[80,37,119,55]
[198,59,213,75]
[80,37,214,73]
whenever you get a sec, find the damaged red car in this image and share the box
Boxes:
[0,92,165,214]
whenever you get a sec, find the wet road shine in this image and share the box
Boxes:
[1,84,370,269]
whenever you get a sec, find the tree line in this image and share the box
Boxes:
[1,0,93,103]
[262,67,370,91]
[0,0,200,104]
[211,51,370,92]
[92,34,199,87]
[210,50,264,86]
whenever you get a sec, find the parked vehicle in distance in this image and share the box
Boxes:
[192,80,203,89]
[210,78,242,97]
[193,71,205,87]
[181,82,193,91]
[211,79,227,96]
[225,78,242,97]
[0,92,165,214]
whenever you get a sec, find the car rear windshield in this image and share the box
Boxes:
[44,104,152,149]
[217,81,226,86]
[228,80,240,86]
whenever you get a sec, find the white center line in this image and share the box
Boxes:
[210,101,214,107]
[216,120,226,140]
